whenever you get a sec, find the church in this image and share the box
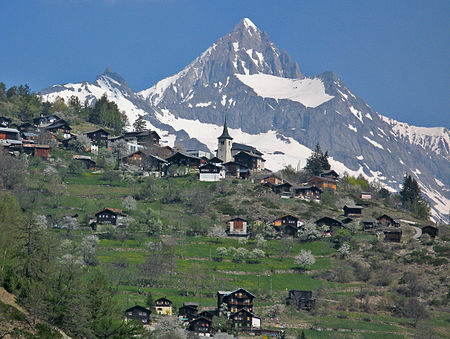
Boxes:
[216,117,265,172]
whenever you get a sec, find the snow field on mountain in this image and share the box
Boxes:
[235,74,334,108]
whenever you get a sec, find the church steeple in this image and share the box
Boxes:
[217,114,233,163]
[218,115,233,140]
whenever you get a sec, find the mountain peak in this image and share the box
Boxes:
[232,17,260,35]
[97,67,128,87]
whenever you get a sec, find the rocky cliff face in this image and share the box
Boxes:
[40,18,449,222]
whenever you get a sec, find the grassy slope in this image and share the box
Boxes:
[38,169,449,338]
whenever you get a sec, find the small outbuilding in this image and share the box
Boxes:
[226,217,249,237]
[343,205,363,217]
[421,225,438,238]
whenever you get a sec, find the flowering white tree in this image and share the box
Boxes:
[338,243,351,257]
[216,247,228,258]
[295,250,316,270]
[299,223,321,240]
[79,235,99,266]
[122,195,137,211]
[208,225,227,242]
[255,234,267,248]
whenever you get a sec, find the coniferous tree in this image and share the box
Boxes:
[133,115,146,132]
[399,174,430,219]
[304,143,331,176]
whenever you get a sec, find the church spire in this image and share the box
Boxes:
[218,115,233,140]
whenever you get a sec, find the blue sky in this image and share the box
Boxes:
[0,0,448,127]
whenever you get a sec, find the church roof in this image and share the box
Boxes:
[218,116,233,140]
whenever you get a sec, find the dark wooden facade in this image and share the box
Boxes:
[377,214,399,227]
[320,169,339,179]
[178,303,198,321]
[292,185,322,200]
[343,205,362,217]
[362,219,376,230]
[224,161,250,179]
[383,229,402,242]
[273,215,302,237]
[0,116,11,128]
[217,288,255,313]
[95,208,124,225]
[229,309,261,330]
[258,173,284,186]
[124,305,151,325]
[234,151,265,171]
[167,152,201,168]
[73,155,97,169]
[187,317,212,336]
[23,144,51,158]
[288,290,315,311]
[86,128,110,145]
[124,130,160,146]
[314,217,342,231]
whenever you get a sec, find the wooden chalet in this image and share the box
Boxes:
[360,192,372,200]
[217,288,255,313]
[383,229,402,242]
[124,305,151,325]
[231,142,263,157]
[124,130,161,146]
[23,144,51,158]
[33,114,61,126]
[263,181,292,195]
[178,302,198,322]
[167,152,201,168]
[341,217,353,224]
[292,185,322,201]
[86,128,110,145]
[0,116,11,128]
[207,156,223,165]
[314,217,342,228]
[43,119,71,138]
[226,218,249,237]
[362,219,376,230]
[258,173,284,186]
[234,151,265,171]
[73,155,97,169]
[21,131,40,144]
[288,290,315,311]
[0,128,22,145]
[377,214,399,227]
[199,163,225,182]
[343,205,362,217]
[95,208,125,226]
[421,225,438,238]
[320,169,339,179]
[229,309,261,331]
[272,215,303,237]
[154,297,172,315]
[187,316,212,337]
[307,176,337,190]
[224,161,250,179]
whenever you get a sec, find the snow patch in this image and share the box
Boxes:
[349,106,363,123]
[195,102,212,107]
[434,178,444,187]
[348,124,357,132]
[364,136,384,149]
[356,155,364,160]
[235,74,334,108]
[365,113,373,120]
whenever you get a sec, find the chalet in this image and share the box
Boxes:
[360,192,372,200]
[186,150,211,159]
[23,144,51,158]
[229,309,261,331]
[217,288,255,314]
[0,128,22,145]
[307,176,337,190]
[18,123,37,133]
[187,316,212,337]
[178,302,198,322]
[263,182,292,195]
[124,305,151,325]
[288,290,315,311]
[258,173,284,186]
[224,161,250,179]
[86,128,110,145]
[207,156,223,165]
[21,131,40,144]
[343,205,363,217]
[231,142,263,158]
[0,116,11,128]
[44,119,71,138]
[320,169,339,179]
[362,219,376,230]
[272,215,303,237]
[314,217,342,229]
[167,152,201,168]
[383,229,402,242]
[234,151,265,171]
[292,185,322,201]
[154,297,172,315]
[33,114,61,126]
[226,218,249,237]
[73,155,97,169]
[199,163,225,182]
[95,208,125,226]
[377,214,399,227]
[123,130,161,146]
[121,150,146,167]
[122,150,168,172]
[421,225,438,238]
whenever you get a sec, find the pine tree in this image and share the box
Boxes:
[304,143,331,176]
[400,174,421,206]
[133,115,146,132]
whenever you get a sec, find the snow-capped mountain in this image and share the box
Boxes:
[40,18,449,223]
